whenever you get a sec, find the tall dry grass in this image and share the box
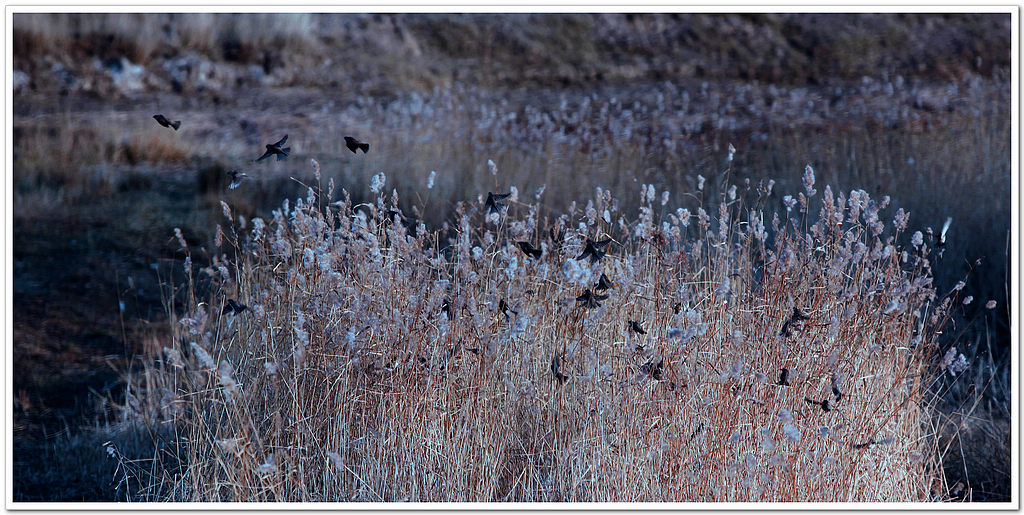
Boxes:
[114,157,967,502]
[14,13,317,65]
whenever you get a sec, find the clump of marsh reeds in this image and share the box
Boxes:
[118,158,960,502]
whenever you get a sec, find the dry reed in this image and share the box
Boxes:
[117,156,960,502]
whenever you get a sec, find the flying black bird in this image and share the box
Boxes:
[629,320,646,335]
[222,298,248,315]
[153,114,181,130]
[227,170,249,190]
[551,355,567,384]
[778,367,791,386]
[576,238,612,263]
[595,273,615,292]
[937,216,952,248]
[344,136,370,154]
[791,307,810,321]
[575,289,609,309]
[256,135,291,162]
[499,298,518,318]
[516,241,543,259]
[485,192,512,214]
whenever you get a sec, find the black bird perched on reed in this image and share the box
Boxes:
[344,136,370,154]
[499,298,518,318]
[551,355,567,384]
[629,320,646,335]
[595,273,615,292]
[153,114,181,130]
[256,135,291,161]
[516,241,543,259]
[575,289,608,309]
[577,238,611,263]
[227,170,249,190]
[485,192,511,214]
[778,367,791,386]
[222,299,248,315]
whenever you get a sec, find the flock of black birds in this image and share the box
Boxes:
[153,113,371,189]
[153,112,369,325]
[156,114,852,420]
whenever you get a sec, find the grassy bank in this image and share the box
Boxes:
[13,13,1009,96]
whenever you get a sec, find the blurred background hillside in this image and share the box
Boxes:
[12,12,1011,501]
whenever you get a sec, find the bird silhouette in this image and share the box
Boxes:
[791,307,810,321]
[575,289,609,309]
[499,298,518,318]
[595,272,615,292]
[778,367,791,386]
[227,170,249,190]
[344,136,370,154]
[153,114,181,130]
[551,355,567,384]
[256,135,291,162]
[485,192,511,214]
[222,299,248,315]
[577,238,611,263]
[516,241,543,259]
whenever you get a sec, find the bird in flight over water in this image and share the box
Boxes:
[227,170,249,190]
[344,136,370,154]
[257,135,291,162]
[153,114,181,130]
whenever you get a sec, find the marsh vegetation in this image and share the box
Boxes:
[12,13,1010,502]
